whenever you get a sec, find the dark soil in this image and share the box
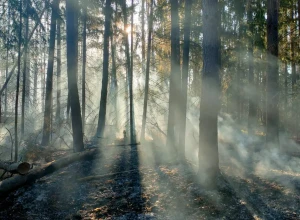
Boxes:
[0,143,300,220]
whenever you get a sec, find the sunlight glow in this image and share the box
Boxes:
[125,25,131,34]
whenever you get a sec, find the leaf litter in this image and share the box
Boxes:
[0,144,300,220]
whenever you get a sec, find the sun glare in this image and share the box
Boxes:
[125,25,131,34]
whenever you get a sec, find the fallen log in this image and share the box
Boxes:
[0,148,101,197]
[0,162,31,175]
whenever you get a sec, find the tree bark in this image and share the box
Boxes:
[4,6,10,121]
[33,58,38,111]
[178,0,192,161]
[166,0,181,159]
[66,0,84,152]
[266,0,279,147]
[110,5,118,132]
[121,1,132,138]
[56,19,62,123]
[0,149,101,196]
[96,0,112,138]
[284,62,288,121]
[198,0,220,189]
[21,0,29,137]
[291,6,296,135]
[141,0,145,68]
[81,4,87,133]
[15,0,23,162]
[41,0,59,146]
[0,162,30,175]
[129,0,136,143]
[141,0,154,141]
[247,0,256,134]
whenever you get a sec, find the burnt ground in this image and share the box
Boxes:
[0,143,300,220]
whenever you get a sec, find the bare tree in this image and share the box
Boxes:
[166,0,180,159]
[266,0,279,147]
[41,0,60,146]
[96,0,112,138]
[66,0,84,152]
[141,0,154,141]
[198,0,221,189]
[178,0,192,161]
[56,18,62,123]
[81,3,87,132]
[15,0,23,161]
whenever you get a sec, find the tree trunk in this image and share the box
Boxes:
[298,0,300,37]
[42,44,46,113]
[247,0,255,134]
[129,0,136,143]
[81,4,87,133]
[0,161,30,175]
[21,0,30,136]
[236,47,241,121]
[96,0,112,138]
[56,19,62,123]
[33,58,38,113]
[110,6,118,132]
[15,0,23,162]
[66,0,84,152]
[141,0,154,141]
[284,62,288,122]
[4,6,10,121]
[291,7,296,135]
[198,0,220,189]
[0,149,101,196]
[166,0,180,159]
[178,0,192,161]
[266,0,279,147]
[41,0,59,146]
[141,0,145,68]
[121,1,132,138]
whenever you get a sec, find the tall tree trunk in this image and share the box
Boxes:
[96,0,112,137]
[4,6,10,121]
[247,0,255,134]
[198,0,220,189]
[15,0,23,161]
[141,0,145,68]
[284,62,288,122]
[110,8,118,132]
[21,0,29,136]
[121,1,132,138]
[33,58,38,112]
[178,0,192,161]
[42,6,49,114]
[129,0,136,143]
[266,0,279,147]
[82,4,87,133]
[66,0,84,152]
[42,44,46,113]
[141,0,154,141]
[291,7,296,135]
[166,0,180,159]
[236,44,241,121]
[298,0,300,37]
[56,19,61,123]
[41,0,59,146]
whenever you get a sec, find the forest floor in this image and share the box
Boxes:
[0,140,300,220]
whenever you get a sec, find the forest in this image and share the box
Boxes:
[0,0,300,219]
